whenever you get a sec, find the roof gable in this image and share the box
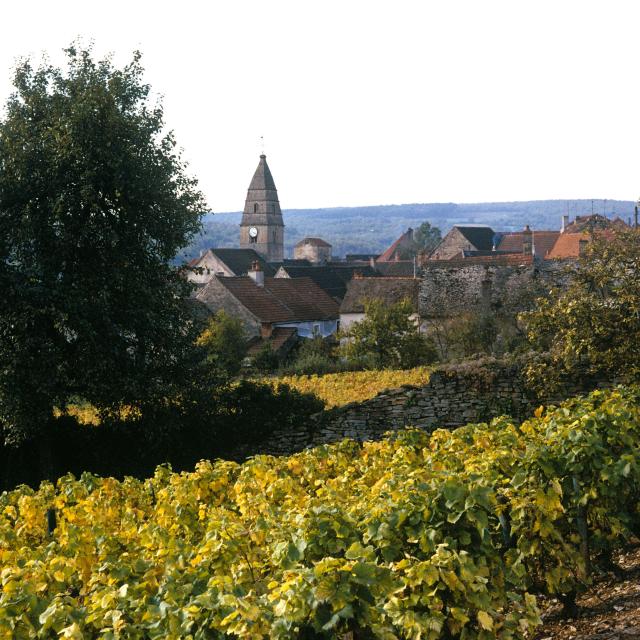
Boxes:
[454,225,495,250]
[377,228,415,262]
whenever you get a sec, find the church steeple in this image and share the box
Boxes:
[240,155,285,262]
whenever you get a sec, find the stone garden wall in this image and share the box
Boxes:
[231,359,609,459]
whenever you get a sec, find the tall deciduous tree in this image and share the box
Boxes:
[0,45,206,445]
[520,228,640,393]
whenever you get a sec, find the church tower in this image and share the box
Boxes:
[240,154,284,262]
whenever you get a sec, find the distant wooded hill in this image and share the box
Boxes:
[180,199,635,261]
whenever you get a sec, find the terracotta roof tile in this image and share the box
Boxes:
[218,276,339,323]
[495,230,560,257]
[547,233,584,259]
[377,228,414,262]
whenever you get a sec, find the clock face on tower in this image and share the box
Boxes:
[249,227,258,238]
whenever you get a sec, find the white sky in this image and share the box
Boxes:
[1,0,639,211]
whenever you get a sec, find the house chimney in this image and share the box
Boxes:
[522,225,532,255]
[561,215,569,233]
[369,256,375,269]
[248,261,264,286]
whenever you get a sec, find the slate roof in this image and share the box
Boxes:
[375,261,416,277]
[495,230,560,257]
[209,248,276,276]
[295,237,332,248]
[454,225,495,251]
[345,254,379,262]
[340,277,419,314]
[327,264,379,280]
[248,154,277,192]
[278,266,350,300]
[217,276,339,323]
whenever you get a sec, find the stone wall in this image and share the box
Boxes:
[419,258,569,319]
[232,359,608,459]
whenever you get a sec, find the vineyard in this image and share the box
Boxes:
[1,386,640,639]
[272,367,432,408]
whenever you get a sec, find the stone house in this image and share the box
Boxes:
[419,254,538,319]
[187,248,275,285]
[194,263,339,340]
[294,237,332,263]
[428,225,496,260]
[339,276,421,332]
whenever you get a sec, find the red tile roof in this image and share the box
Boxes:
[377,228,414,262]
[546,230,617,259]
[546,232,588,259]
[496,231,560,257]
[218,277,339,323]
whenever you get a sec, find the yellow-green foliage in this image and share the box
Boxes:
[53,402,140,426]
[2,387,640,639]
[272,367,431,408]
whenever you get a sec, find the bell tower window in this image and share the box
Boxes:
[254,203,259,213]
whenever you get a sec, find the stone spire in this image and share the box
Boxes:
[240,155,285,262]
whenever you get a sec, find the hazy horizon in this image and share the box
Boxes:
[2,1,639,211]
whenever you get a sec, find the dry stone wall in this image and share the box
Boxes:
[233,359,609,459]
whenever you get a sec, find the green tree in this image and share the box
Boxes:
[520,229,640,393]
[0,45,206,447]
[414,220,442,253]
[196,311,247,378]
[340,298,438,368]
[399,221,442,259]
